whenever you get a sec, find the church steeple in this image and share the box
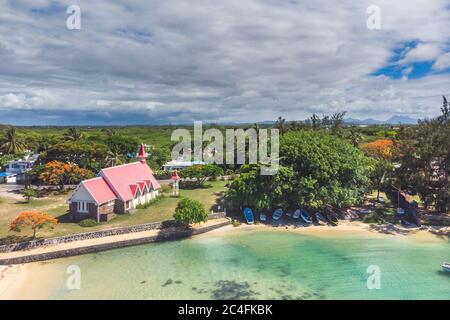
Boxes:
[137,144,146,163]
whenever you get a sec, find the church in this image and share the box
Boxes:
[69,144,161,222]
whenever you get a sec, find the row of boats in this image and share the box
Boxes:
[243,207,352,226]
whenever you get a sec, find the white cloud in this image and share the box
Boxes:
[401,42,442,63]
[0,0,449,124]
[433,52,450,70]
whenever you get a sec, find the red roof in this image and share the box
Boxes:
[82,177,117,205]
[100,161,159,201]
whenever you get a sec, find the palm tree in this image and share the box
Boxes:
[105,149,125,167]
[0,127,26,154]
[311,113,320,130]
[64,127,83,141]
[275,116,286,134]
[347,129,364,147]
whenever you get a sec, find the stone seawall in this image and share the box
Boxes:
[0,220,230,265]
[0,212,226,253]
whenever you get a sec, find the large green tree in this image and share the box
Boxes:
[227,130,371,210]
[396,97,450,212]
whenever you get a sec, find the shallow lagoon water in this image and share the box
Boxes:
[25,228,450,299]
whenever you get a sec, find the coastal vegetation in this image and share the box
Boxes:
[0,97,448,242]
[226,130,371,210]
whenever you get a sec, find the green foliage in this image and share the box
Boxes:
[153,169,172,179]
[135,195,164,209]
[173,197,208,226]
[396,97,450,212]
[43,141,108,171]
[227,131,371,210]
[0,127,26,154]
[147,146,171,169]
[180,164,224,187]
[78,219,99,227]
[0,154,15,171]
[22,188,38,203]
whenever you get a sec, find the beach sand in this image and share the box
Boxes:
[1,220,448,300]
[0,264,29,300]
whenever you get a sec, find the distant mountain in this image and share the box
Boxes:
[345,115,418,125]
[385,115,418,124]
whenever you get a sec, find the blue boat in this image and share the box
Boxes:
[243,208,254,224]
[316,212,328,224]
[300,210,313,224]
[272,208,283,220]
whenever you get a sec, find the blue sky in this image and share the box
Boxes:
[372,41,449,79]
[0,0,450,125]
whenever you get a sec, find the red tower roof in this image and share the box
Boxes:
[137,144,146,163]
[171,170,180,181]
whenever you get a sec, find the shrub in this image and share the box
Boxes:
[174,198,208,226]
[78,219,99,227]
[135,195,164,209]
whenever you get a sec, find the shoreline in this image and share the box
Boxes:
[1,220,448,300]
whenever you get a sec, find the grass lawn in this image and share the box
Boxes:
[0,180,228,243]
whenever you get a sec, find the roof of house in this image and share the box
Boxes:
[82,177,117,205]
[100,161,159,202]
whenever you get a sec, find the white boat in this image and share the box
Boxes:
[293,209,301,219]
[443,263,450,273]
[259,213,267,222]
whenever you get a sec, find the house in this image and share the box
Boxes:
[0,153,39,184]
[68,144,161,222]
[162,159,206,171]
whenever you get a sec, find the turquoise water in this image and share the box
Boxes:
[27,229,450,299]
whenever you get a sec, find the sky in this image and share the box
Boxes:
[0,0,450,125]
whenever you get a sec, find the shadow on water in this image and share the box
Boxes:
[211,280,260,300]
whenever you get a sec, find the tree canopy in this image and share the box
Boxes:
[173,198,208,226]
[227,130,371,210]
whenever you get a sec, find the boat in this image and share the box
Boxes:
[336,208,346,220]
[401,220,418,228]
[443,263,450,273]
[359,209,372,215]
[243,207,254,225]
[259,213,267,222]
[272,208,283,220]
[328,213,339,225]
[316,212,328,224]
[293,209,301,219]
[286,211,292,217]
[300,210,313,224]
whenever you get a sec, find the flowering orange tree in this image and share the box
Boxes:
[10,211,58,238]
[39,160,94,189]
[361,139,395,201]
[361,139,394,160]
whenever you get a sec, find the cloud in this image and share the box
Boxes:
[433,52,450,70]
[0,0,449,125]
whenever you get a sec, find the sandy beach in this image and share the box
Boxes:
[0,264,29,300]
[1,220,448,300]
